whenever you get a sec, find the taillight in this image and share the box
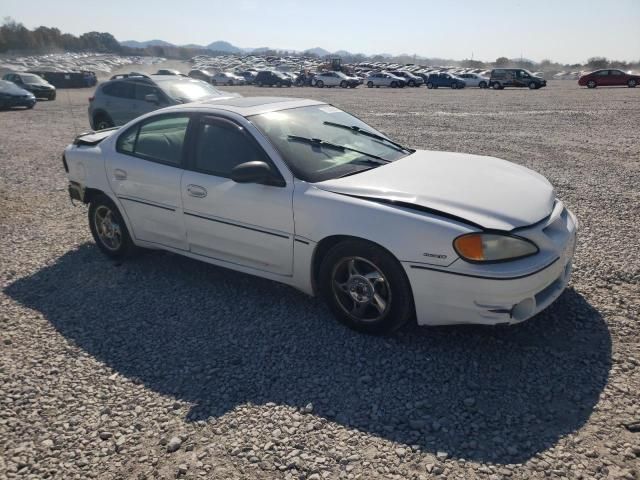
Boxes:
[62,153,68,173]
[88,96,94,102]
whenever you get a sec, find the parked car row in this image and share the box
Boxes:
[1,72,57,100]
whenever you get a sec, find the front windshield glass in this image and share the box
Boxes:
[250,105,410,182]
[161,79,223,102]
[22,74,47,84]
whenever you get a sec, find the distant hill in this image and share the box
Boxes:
[120,39,175,48]
[304,47,331,57]
[206,41,242,53]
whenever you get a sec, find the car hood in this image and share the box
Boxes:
[314,150,555,231]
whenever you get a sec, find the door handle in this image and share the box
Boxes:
[187,184,207,198]
[114,169,127,180]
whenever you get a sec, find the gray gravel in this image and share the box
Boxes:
[1,80,639,479]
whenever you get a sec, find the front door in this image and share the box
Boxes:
[106,113,192,250]
[181,115,294,275]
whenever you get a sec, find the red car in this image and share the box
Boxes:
[578,69,639,88]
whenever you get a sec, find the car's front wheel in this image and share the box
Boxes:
[367,81,374,88]
[528,81,538,89]
[492,81,502,90]
[479,81,487,88]
[426,82,434,89]
[316,80,324,88]
[319,240,414,334]
[587,80,597,88]
[628,79,637,88]
[89,195,136,259]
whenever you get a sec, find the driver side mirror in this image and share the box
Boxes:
[144,93,159,104]
[231,161,285,187]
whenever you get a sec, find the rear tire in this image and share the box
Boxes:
[319,239,414,334]
[426,82,434,89]
[408,80,415,87]
[93,114,114,131]
[367,81,374,88]
[88,195,137,259]
[390,81,398,88]
[316,80,324,88]
[492,82,502,90]
[479,81,487,89]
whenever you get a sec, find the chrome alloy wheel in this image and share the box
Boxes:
[94,205,122,251]
[331,257,392,322]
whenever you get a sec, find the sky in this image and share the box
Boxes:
[3,0,640,64]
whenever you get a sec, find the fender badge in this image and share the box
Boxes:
[423,253,447,259]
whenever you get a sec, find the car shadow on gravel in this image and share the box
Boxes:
[5,244,612,465]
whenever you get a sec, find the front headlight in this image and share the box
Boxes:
[453,233,539,263]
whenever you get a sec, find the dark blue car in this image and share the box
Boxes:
[0,80,36,109]
[425,73,466,89]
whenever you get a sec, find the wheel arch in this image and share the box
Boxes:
[310,234,405,296]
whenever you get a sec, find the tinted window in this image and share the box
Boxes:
[116,115,190,166]
[194,119,269,177]
[102,81,135,99]
[595,70,609,76]
[611,70,623,76]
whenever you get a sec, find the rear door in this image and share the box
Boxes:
[105,113,192,250]
[133,82,169,117]
[609,70,625,86]
[181,115,294,275]
[101,81,136,125]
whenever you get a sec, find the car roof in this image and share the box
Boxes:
[163,96,326,117]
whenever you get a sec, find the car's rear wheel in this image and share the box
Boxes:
[93,114,114,131]
[367,81,373,88]
[426,82,434,89]
[316,80,324,88]
[492,81,502,90]
[628,79,637,88]
[408,80,415,87]
[319,240,414,334]
[479,81,487,88]
[390,81,398,88]
[89,195,136,259]
[587,80,596,88]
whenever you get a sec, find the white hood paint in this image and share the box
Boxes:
[315,150,555,231]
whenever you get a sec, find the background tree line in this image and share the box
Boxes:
[1,17,638,73]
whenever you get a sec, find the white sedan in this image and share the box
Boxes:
[64,97,577,334]
[458,73,490,88]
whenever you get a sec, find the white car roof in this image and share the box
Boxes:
[164,96,326,117]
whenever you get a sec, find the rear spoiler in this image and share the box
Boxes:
[73,127,120,146]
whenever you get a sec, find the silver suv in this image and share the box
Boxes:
[88,73,230,130]
[365,72,406,88]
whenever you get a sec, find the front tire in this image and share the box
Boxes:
[492,81,502,90]
[390,81,398,88]
[367,81,374,88]
[426,82,434,89]
[319,240,414,334]
[340,80,347,88]
[528,81,537,89]
[628,79,637,88]
[479,81,487,89]
[587,80,596,88]
[316,80,324,88]
[88,195,136,259]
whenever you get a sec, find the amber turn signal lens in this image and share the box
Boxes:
[454,234,485,261]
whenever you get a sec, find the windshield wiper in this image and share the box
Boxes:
[323,121,412,153]
[287,135,389,163]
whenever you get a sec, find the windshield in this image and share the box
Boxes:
[160,79,223,102]
[22,74,47,84]
[0,79,26,93]
[250,105,410,182]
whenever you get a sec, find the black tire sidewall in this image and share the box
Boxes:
[89,195,135,259]
[319,240,414,334]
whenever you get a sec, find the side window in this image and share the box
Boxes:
[611,70,623,76]
[135,83,159,101]
[596,70,609,76]
[194,119,270,178]
[103,81,135,99]
[116,115,190,166]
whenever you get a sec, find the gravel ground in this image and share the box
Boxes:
[1,80,639,479]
